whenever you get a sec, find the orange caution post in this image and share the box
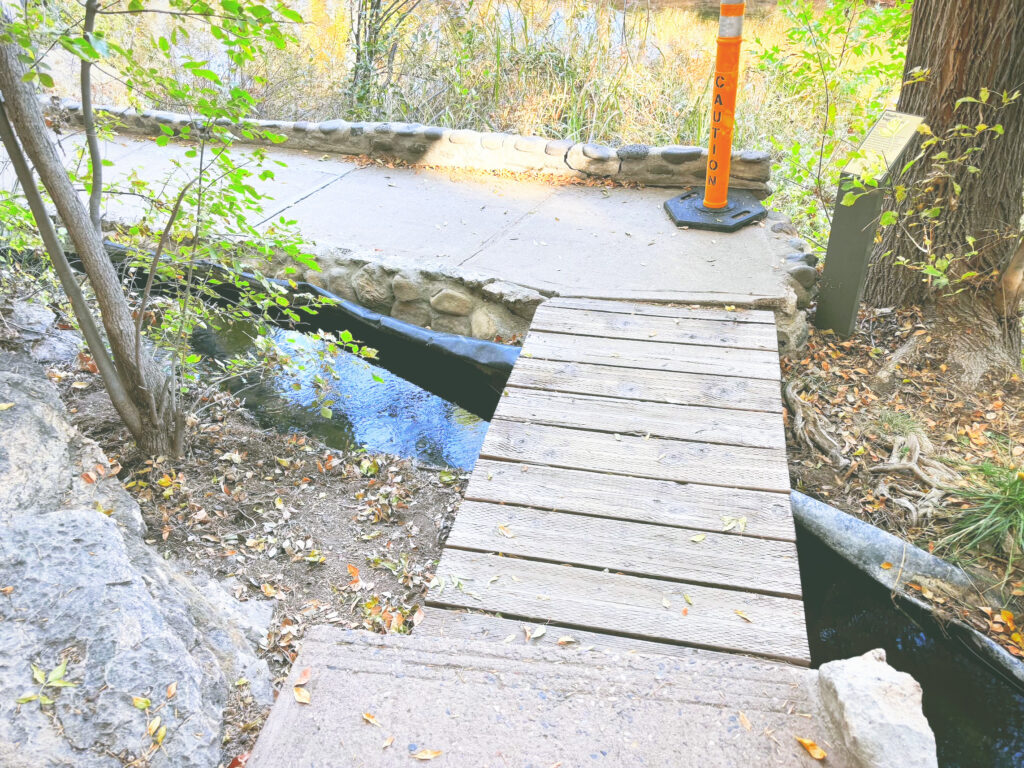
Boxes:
[664,0,766,232]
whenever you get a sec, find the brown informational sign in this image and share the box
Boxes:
[843,110,924,180]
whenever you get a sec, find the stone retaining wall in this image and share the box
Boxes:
[45,98,771,193]
[286,249,543,344]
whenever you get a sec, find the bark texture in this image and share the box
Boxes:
[865,0,1024,309]
[0,35,182,455]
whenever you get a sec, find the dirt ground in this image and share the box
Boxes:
[61,374,467,764]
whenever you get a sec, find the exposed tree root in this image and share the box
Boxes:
[875,478,947,527]
[783,377,850,468]
[871,333,924,394]
[868,433,960,489]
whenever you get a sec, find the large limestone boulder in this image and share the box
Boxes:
[0,351,270,768]
[3,301,82,365]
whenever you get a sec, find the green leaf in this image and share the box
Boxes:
[20,71,36,83]
[319,406,332,419]
[31,664,45,685]
[16,693,38,704]
[879,210,898,227]
[46,660,67,684]
[37,72,53,88]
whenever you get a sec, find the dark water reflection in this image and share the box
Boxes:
[798,526,1024,767]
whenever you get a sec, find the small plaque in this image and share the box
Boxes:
[843,110,923,179]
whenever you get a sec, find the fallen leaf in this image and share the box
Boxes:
[293,686,311,704]
[523,624,546,641]
[1002,610,1016,632]
[690,533,706,543]
[738,711,752,731]
[557,636,577,646]
[362,712,382,727]
[661,596,671,609]
[226,753,250,768]
[295,668,312,686]
[261,583,277,598]
[132,696,150,710]
[497,524,515,538]
[412,749,442,760]
[147,716,161,736]
[734,610,752,623]
[683,593,693,605]
[166,682,177,700]
[795,737,826,760]
[880,562,893,570]
[0,403,13,410]
[382,735,394,749]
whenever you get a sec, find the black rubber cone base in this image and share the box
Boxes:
[664,187,767,232]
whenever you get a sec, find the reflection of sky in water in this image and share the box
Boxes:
[239,328,489,471]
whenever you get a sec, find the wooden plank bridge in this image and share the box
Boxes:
[428,296,809,665]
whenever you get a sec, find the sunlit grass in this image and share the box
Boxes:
[943,463,1024,569]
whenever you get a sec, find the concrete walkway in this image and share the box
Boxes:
[60,133,795,305]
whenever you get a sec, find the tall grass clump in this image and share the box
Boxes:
[944,463,1024,567]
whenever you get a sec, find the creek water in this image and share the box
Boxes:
[798,526,1024,767]
[213,326,489,470]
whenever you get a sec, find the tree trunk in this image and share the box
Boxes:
[864,0,1024,310]
[0,35,183,456]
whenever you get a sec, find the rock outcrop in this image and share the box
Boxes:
[0,350,270,767]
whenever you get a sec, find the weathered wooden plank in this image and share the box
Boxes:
[418,610,817,704]
[430,550,810,664]
[557,287,786,308]
[521,331,781,380]
[499,387,785,450]
[446,502,802,597]
[532,305,778,351]
[545,296,776,324]
[466,460,795,541]
[507,357,783,413]
[481,420,792,493]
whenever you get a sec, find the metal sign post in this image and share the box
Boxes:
[815,110,923,337]
[664,0,766,233]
